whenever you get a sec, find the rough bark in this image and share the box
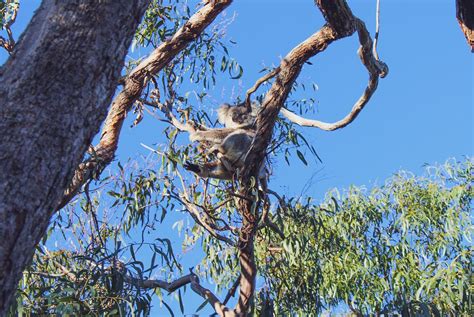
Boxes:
[58,0,233,210]
[0,0,149,313]
[456,0,474,51]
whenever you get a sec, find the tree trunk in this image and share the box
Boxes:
[235,217,258,314]
[0,0,149,313]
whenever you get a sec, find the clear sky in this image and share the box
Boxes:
[2,0,473,315]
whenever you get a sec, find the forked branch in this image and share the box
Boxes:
[122,266,236,317]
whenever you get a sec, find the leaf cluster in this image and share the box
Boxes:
[255,158,473,315]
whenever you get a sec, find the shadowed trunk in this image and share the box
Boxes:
[0,0,149,313]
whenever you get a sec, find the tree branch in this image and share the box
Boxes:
[169,190,236,246]
[124,272,196,293]
[245,67,280,109]
[456,0,474,51]
[126,266,237,316]
[58,0,233,210]
[223,274,241,305]
[190,275,237,317]
[373,0,381,60]
[234,1,388,313]
[279,18,388,131]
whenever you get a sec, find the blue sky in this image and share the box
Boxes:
[2,0,472,315]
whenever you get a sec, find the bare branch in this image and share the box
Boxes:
[245,66,280,109]
[171,192,236,246]
[59,0,233,210]
[372,0,381,60]
[279,19,388,131]
[190,275,237,317]
[223,275,241,305]
[124,258,237,316]
[124,272,196,293]
[126,261,236,316]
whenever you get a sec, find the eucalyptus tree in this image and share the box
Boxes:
[1,0,391,315]
[4,0,470,316]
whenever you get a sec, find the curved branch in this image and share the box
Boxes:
[58,0,233,210]
[169,191,236,246]
[245,66,280,109]
[124,271,236,317]
[190,275,237,317]
[279,75,377,131]
[279,18,388,131]
[124,273,195,293]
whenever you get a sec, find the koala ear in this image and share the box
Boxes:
[217,103,231,125]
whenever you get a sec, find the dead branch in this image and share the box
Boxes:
[58,0,233,210]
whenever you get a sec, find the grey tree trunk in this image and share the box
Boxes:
[0,0,149,313]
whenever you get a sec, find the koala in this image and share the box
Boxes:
[189,127,238,144]
[184,129,254,180]
[217,101,259,129]
[185,100,268,186]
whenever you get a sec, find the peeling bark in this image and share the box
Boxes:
[0,0,149,313]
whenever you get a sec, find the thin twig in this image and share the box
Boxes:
[223,275,241,305]
[373,0,381,60]
[245,67,280,109]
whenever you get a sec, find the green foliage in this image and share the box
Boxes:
[0,0,18,29]
[6,1,471,316]
[256,158,473,315]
